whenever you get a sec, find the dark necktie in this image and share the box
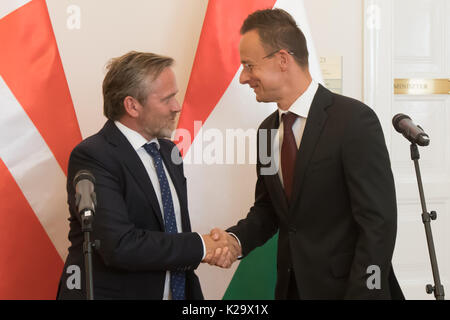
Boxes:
[143,142,185,300]
[281,112,298,202]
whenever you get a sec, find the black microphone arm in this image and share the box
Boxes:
[392,113,430,146]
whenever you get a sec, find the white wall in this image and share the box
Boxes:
[303,0,363,101]
[46,0,363,138]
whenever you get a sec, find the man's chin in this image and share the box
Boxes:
[255,95,270,103]
[156,128,175,139]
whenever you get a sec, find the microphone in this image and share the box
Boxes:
[392,113,430,146]
[73,170,99,300]
[73,170,97,218]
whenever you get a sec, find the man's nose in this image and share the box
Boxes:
[239,69,250,84]
[172,99,182,113]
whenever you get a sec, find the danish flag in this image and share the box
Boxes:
[0,0,81,299]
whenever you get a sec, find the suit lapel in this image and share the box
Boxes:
[289,85,333,212]
[261,111,290,220]
[102,121,165,230]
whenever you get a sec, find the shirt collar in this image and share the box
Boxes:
[278,79,319,122]
[114,120,160,151]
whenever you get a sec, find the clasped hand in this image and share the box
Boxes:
[201,228,241,268]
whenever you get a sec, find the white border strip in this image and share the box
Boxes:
[0,76,69,260]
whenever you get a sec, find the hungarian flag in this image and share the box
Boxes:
[176,0,323,299]
[0,0,81,299]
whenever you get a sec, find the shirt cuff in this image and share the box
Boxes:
[196,232,206,261]
[227,232,243,259]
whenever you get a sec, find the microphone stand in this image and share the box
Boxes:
[81,209,98,300]
[410,143,445,300]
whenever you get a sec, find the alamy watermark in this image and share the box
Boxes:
[66,4,81,30]
[171,122,280,176]
[66,265,81,290]
[366,265,381,290]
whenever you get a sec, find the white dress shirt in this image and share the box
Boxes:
[114,121,205,300]
[274,80,319,185]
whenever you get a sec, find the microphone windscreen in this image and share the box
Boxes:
[392,113,410,133]
[74,170,95,187]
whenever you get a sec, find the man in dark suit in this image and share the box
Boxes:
[57,51,237,300]
[208,9,404,299]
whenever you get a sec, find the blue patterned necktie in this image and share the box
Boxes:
[143,142,185,300]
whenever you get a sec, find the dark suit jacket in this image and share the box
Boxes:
[228,84,404,299]
[57,120,204,300]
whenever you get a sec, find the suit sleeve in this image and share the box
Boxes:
[341,106,397,299]
[227,128,279,256]
[67,143,204,273]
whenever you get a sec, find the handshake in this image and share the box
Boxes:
[201,228,242,268]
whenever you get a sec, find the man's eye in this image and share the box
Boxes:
[163,96,175,104]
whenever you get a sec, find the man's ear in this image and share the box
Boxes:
[278,49,291,72]
[123,96,140,118]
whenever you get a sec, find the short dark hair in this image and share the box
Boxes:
[103,51,174,121]
[240,8,309,67]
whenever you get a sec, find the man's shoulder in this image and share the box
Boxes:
[258,109,279,130]
[319,90,379,128]
[67,122,123,180]
[329,91,373,114]
[70,122,117,162]
[73,128,108,154]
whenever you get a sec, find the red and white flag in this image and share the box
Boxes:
[0,0,81,299]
